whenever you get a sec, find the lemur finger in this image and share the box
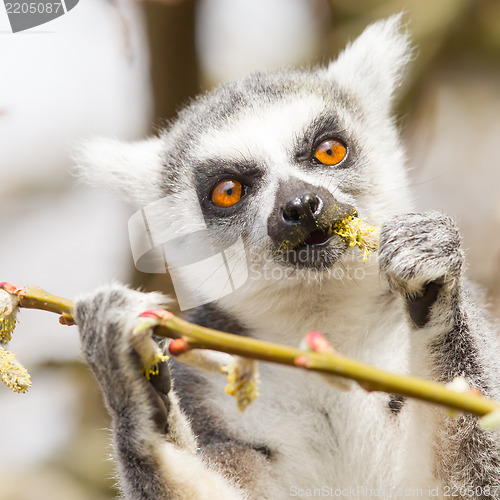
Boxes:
[175,349,235,374]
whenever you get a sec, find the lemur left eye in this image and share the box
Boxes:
[211,179,243,207]
[314,139,347,166]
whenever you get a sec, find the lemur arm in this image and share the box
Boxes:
[74,284,250,500]
[379,212,500,492]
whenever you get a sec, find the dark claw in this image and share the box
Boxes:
[147,361,172,434]
[407,281,443,328]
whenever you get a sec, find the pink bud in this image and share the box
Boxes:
[0,282,22,295]
[139,308,174,321]
[304,330,332,353]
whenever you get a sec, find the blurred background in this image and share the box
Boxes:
[1,0,500,498]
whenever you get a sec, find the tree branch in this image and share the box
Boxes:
[1,282,500,424]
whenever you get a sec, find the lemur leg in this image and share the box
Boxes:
[379,212,500,495]
[74,284,248,500]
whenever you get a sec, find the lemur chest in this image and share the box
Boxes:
[202,354,409,490]
[196,292,412,487]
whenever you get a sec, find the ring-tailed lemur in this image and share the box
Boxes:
[75,15,500,499]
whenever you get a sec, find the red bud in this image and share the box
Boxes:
[294,355,310,368]
[59,314,75,326]
[168,338,190,355]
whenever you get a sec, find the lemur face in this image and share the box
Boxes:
[185,86,363,271]
[160,60,411,278]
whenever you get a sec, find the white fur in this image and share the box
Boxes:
[73,136,165,206]
[194,95,325,171]
[156,445,247,500]
[326,14,412,114]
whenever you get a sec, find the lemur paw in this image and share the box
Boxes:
[379,212,465,327]
[74,283,172,432]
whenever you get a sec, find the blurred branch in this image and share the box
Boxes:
[142,0,199,123]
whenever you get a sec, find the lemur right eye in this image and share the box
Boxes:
[314,139,347,166]
[211,179,243,208]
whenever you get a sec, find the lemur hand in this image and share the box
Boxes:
[378,212,464,328]
[74,284,172,433]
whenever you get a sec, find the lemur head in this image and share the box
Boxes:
[77,15,413,300]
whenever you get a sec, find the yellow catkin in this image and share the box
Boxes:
[221,359,259,411]
[0,345,31,393]
[333,216,380,263]
[141,350,169,380]
[0,291,19,343]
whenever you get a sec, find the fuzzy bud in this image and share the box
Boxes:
[0,345,31,393]
[0,289,20,343]
[221,358,259,411]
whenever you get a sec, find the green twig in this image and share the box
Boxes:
[1,282,500,421]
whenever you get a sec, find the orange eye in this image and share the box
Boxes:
[211,179,243,207]
[314,139,347,166]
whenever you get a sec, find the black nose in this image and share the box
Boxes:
[281,193,321,225]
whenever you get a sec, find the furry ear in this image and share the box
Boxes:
[326,14,412,111]
[73,136,165,206]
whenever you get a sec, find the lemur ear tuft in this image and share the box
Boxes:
[326,14,413,111]
[73,136,165,206]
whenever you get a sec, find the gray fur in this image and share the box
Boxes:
[380,212,500,495]
[75,285,173,499]
[74,15,500,500]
